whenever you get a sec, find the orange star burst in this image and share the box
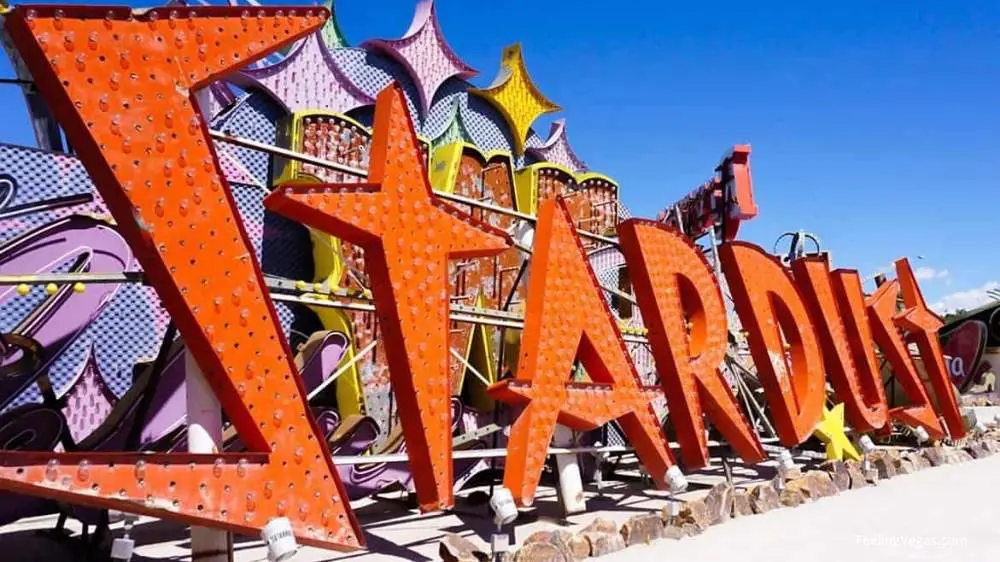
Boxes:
[265,83,511,511]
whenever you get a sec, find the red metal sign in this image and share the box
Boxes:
[488,199,675,506]
[618,219,765,468]
[2,5,363,550]
[265,84,512,511]
[0,5,967,553]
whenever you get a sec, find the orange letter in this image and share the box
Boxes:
[792,257,888,432]
[895,258,965,438]
[1,6,362,550]
[867,280,946,437]
[265,85,511,510]
[719,242,825,446]
[617,220,764,468]
[488,199,674,506]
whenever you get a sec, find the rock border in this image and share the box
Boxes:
[459,431,1000,561]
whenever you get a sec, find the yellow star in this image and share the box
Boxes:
[813,403,861,461]
[470,44,561,154]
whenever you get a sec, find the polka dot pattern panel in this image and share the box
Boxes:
[210,90,285,187]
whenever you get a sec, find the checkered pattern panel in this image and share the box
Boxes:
[423,79,516,155]
[618,200,633,221]
[329,48,422,127]
[212,89,318,338]
[211,91,283,187]
[0,117,318,411]
[423,78,462,140]
[0,144,168,409]
[0,143,108,238]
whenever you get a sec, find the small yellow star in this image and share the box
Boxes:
[813,403,861,461]
[470,44,561,154]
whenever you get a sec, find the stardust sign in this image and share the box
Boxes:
[0,6,963,552]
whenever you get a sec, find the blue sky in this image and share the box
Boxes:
[2,0,998,312]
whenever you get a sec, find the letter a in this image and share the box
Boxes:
[719,242,825,446]
[488,199,675,506]
[617,220,764,468]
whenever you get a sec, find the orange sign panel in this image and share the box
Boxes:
[265,84,511,511]
[719,242,825,446]
[792,257,888,432]
[866,279,945,437]
[617,220,764,468]
[488,199,674,506]
[895,258,966,439]
[1,5,364,551]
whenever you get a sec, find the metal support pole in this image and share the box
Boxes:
[707,227,725,284]
[185,351,233,562]
[552,426,586,515]
[728,357,778,439]
[721,448,734,486]
[449,348,492,387]
[306,339,377,401]
[326,438,779,465]
[732,361,759,429]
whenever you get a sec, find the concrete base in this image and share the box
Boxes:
[967,406,1000,425]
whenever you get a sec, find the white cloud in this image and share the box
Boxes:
[914,266,950,281]
[930,281,1000,314]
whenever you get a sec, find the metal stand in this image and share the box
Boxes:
[490,522,511,562]
[721,449,734,486]
[185,351,233,562]
[109,513,138,562]
[553,426,586,515]
[664,493,680,526]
